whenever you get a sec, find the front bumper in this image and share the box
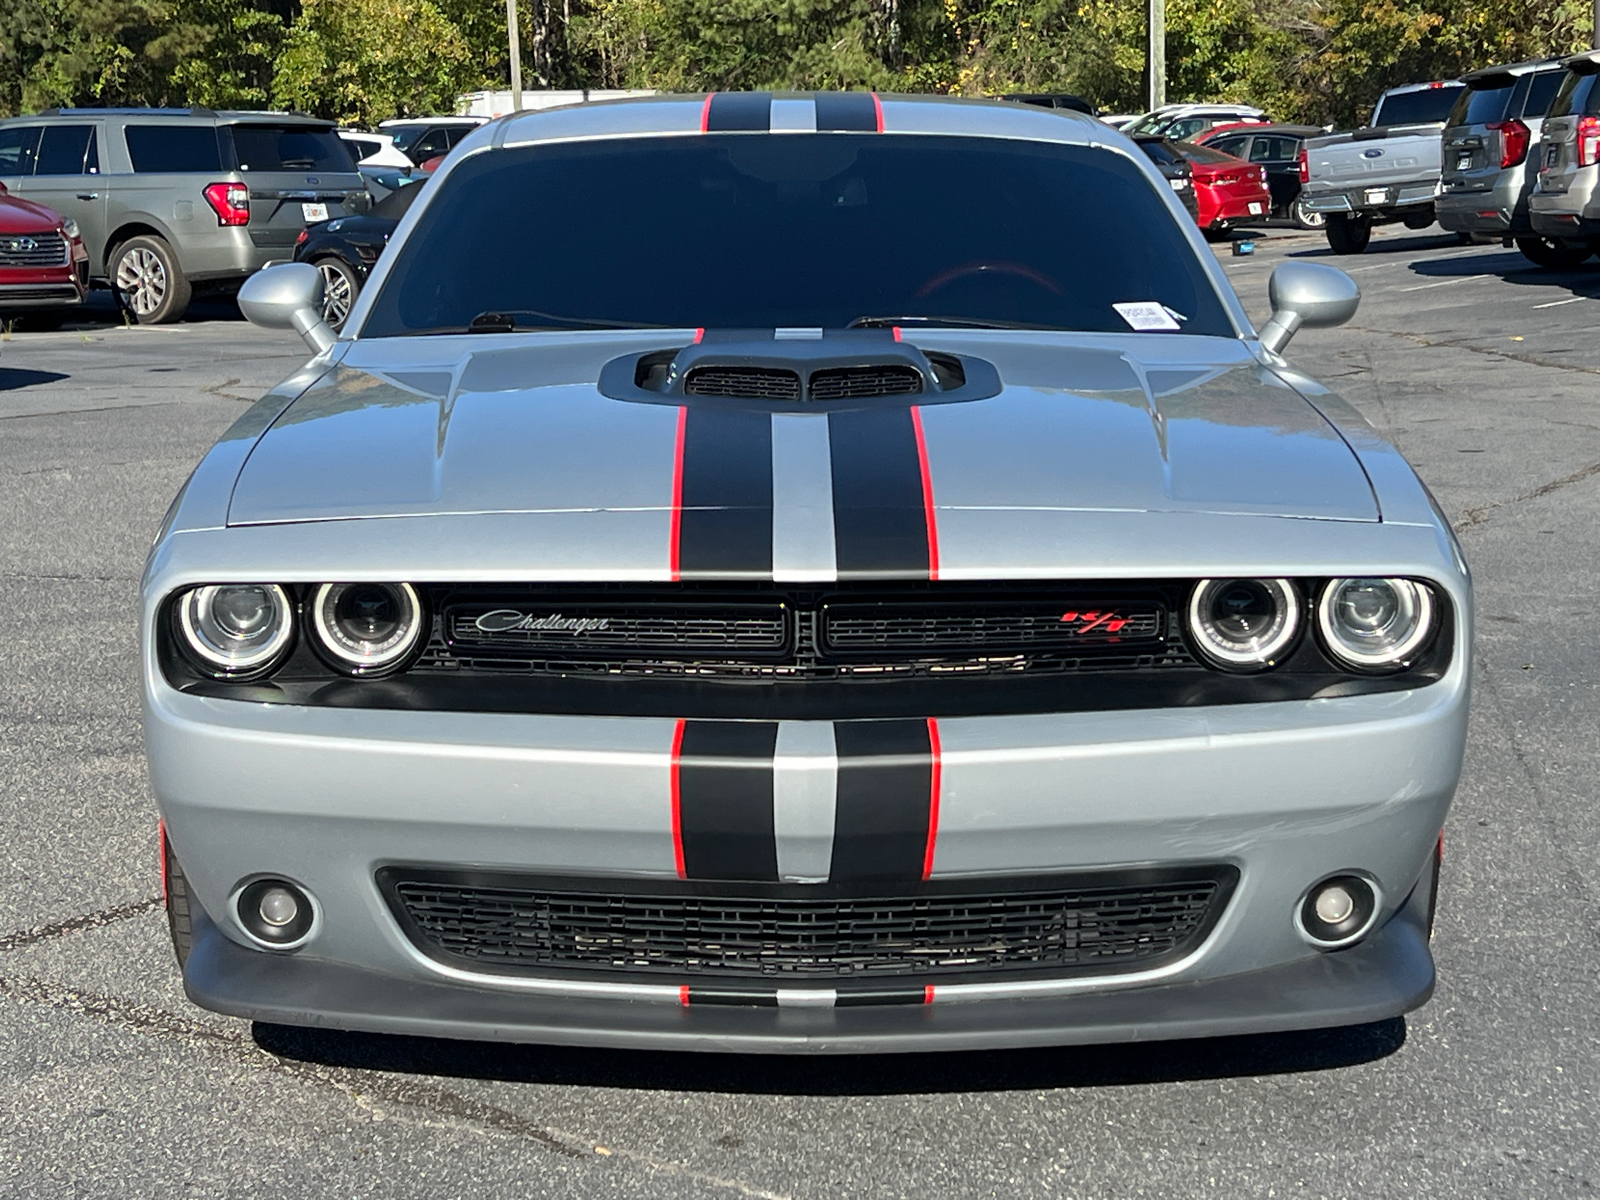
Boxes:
[150,665,1466,1049]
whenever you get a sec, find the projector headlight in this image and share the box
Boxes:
[1317,578,1435,671]
[176,584,293,675]
[1186,578,1300,671]
[309,582,423,674]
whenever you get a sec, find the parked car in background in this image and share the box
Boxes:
[292,178,427,331]
[377,117,487,166]
[0,107,367,323]
[1124,104,1270,142]
[1439,59,1569,264]
[0,183,88,326]
[1099,114,1139,130]
[1173,142,1271,239]
[1197,124,1327,227]
[338,129,413,170]
[1530,50,1600,264]
[1001,94,1097,116]
[1300,81,1466,253]
[1131,134,1200,221]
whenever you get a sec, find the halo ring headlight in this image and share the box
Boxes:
[310,582,424,673]
[1317,578,1435,672]
[177,584,293,674]
[1186,578,1300,672]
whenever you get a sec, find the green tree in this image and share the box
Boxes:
[273,0,476,124]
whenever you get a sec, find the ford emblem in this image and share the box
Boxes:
[306,176,319,184]
[1362,148,1385,159]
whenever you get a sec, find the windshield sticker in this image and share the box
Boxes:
[1113,302,1182,332]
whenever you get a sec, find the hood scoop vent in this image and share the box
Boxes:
[601,333,998,411]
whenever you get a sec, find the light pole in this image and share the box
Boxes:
[1148,0,1166,111]
[506,0,523,112]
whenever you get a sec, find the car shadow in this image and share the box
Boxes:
[1289,231,1462,259]
[1400,246,1600,296]
[252,1017,1407,1096]
[0,368,69,391]
[41,289,248,332]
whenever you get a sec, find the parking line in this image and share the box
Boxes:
[1532,296,1587,309]
[1398,275,1490,292]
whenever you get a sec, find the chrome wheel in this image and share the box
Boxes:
[316,261,356,330]
[116,247,167,316]
[1294,198,1325,229]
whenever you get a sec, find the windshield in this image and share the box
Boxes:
[228,125,352,172]
[362,135,1233,339]
[1371,85,1463,127]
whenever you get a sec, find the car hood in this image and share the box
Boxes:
[228,333,1379,534]
[0,196,65,234]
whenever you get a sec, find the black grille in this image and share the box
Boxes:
[808,365,924,400]
[448,600,789,657]
[382,869,1235,983]
[0,285,78,301]
[0,231,67,268]
[684,366,802,399]
[822,600,1161,654]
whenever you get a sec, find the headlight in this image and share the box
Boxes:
[61,218,79,240]
[177,584,293,674]
[310,582,424,673]
[1317,578,1435,671]
[1186,578,1300,671]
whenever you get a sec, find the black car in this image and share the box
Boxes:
[1001,93,1097,116]
[1132,135,1201,222]
[1199,124,1326,227]
[292,178,427,330]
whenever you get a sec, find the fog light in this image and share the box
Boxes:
[1298,874,1377,948]
[236,878,315,948]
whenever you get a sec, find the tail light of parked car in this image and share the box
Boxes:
[1487,118,1530,169]
[203,183,251,227]
[1579,116,1600,168]
[1297,147,1309,183]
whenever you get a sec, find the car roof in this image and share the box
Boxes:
[378,116,488,127]
[1379,80,1465,97]
[1460,57,1569,87]
[1204,123,1321,137]
[1559,50,1600,72]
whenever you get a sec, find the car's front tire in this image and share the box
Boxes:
[1515,235,1594,270]
[312,256,361,331]
[163,834,194,968]
[1325,213,1372,254]
[111,235,192,324]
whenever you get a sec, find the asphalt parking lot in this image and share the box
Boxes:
[2,225,1599,1198]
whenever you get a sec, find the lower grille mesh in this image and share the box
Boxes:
[384,871,1232,982]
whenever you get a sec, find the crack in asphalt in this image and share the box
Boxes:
[1456,459,1600,530]
[1344,325,1600,378]
[0,905,793,1198]
[0,572,141,583]
[0,897,162,954]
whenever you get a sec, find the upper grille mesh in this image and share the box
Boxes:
[684,366,802,400]
[386,873,1230,981]
[0,231,67,268]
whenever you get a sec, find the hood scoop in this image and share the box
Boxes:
[599,334,1001,411]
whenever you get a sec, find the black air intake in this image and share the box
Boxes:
[684,366,802,400]
[809,365,923,400]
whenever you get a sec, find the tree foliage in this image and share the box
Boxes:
[0,0,1594,127]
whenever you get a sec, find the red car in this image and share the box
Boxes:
[1174,143,1271,240]
[0,183,89,326]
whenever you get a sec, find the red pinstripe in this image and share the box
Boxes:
[909,405,940,580]
[670,718,688,879]
[679,984,691,1007]
[872,92,885,133]
[922,717,942,880]
[669,405,688,581]
[700,94,714,133]
[158,819,168,901]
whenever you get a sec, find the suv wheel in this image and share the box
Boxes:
[1515,236,1594,270]
[312,257,360,331]
[112,235,192,324]
[1293,198,1325,229]
[1325,213,1372,255]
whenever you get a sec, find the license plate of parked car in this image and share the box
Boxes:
[301,203,329,222]
[1248,202,1263,215]
[1364,188,1387,205]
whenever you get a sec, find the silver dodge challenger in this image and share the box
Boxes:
[144,92,1470,1052]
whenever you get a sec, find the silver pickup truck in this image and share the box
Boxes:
[1300,81,1466,253]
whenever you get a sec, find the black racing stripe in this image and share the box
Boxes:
[706,92,772,131]
[830,719,933,882]
[836,987,926,1008]
[677,720,780,881]
[828,407,930,579]
[814,92,878,132]
[678,407,773,578]
[686,988,780,1007]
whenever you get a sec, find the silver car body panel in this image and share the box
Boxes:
[144,94,1470,1051]
[1531,54,1600,236]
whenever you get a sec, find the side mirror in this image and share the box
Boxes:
[238,263,335,354]
[1258,261,1360,355]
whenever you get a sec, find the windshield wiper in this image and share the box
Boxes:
[408,310,671,335]
[847,314,1062,331]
